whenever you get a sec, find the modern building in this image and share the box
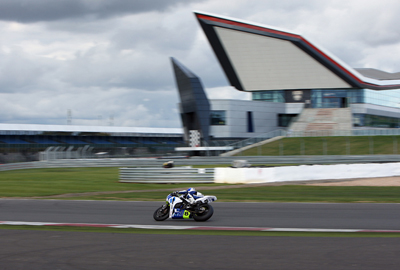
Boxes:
[172,12,400,143]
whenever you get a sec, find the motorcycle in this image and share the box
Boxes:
[153,192,217,222]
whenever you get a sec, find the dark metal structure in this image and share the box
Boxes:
[171,57,210,142]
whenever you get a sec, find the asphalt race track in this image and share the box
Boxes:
[1,229,400,270]
[1,199,400,269]
[1,199,400,230]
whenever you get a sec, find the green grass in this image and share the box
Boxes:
[238,136,400,156]
[1,225,399,237]
[0,167,222,197]
[70,185,400,203]
[1,167,400,203]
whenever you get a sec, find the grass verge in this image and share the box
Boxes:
[0,225,399,237]
[238,136,400,156]
[0,167,223,197]
[66,185,400,203]
[1,167,400,203]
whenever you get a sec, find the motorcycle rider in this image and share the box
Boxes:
[170,187,204,206]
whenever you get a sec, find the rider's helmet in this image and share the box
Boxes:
[187,187,197,195]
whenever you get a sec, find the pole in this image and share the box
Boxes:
[369,136,373,155]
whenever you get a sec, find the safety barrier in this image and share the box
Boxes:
[119,167,214,183]
[215,162,400,184]
[1,158,399,184]
[2,155,400,172]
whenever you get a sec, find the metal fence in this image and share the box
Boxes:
[1,155,400,173]
[227,129,287,149]
[119,167,215,183]
[288,129,400,137]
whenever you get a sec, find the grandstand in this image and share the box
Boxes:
[0,123,184,163]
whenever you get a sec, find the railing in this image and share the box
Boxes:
[227,129,287,149]
[119,167,215,183]
[353,129,400,136]
[2,155,400,173]
[289,129,400,137]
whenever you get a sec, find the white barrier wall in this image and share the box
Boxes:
[214,163,400,184]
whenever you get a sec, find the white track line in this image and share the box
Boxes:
[1,221,400,233]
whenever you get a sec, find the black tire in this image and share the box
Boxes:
[153,206,169,221]
[193,204,214,222]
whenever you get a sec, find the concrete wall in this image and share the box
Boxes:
[215,163,400,184]
[351,103,400,118]
[209,99,285,138]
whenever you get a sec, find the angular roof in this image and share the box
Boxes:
[354,68,400,81]
[195,11,400,91]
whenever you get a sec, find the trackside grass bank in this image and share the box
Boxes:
[0,168,400,203]
[1,225,400,238]
[237,136,400,156]
[0,167,223,197]
[68,186,400,203]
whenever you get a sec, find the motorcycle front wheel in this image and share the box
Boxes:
[193,204,214,222]
[153,206,169,221]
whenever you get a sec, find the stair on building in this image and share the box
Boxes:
[290,108,352,135]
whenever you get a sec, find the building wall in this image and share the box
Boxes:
[351,103,400,118]
[209,99,285,138]
[284,103,304,114]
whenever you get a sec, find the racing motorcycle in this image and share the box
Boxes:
[153,190,217,222]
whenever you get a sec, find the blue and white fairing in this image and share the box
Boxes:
[166,194,191,219]
[166,194,217,219]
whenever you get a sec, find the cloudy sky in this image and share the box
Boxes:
[1,0,399,128]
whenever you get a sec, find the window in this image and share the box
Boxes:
[252,90,285,102]
[278,114,298,127]
[247,111,254,132]
[353,113,400,128]
[210,111,226,125]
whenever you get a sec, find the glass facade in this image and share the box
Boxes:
[364,89,400,108]
[253,88,400,128]
[252,91,285,102]
[210,111,226,125]
[278,114,298,127]
[252,88,400,108]
[312,89,350,108]
[353,114,400,128]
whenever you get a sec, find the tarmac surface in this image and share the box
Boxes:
[1,199,400,230]
[1,229,400,270]
[1,199,400,269]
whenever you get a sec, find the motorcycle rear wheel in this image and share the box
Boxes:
[193,204,214,222]
[153,206,169,221]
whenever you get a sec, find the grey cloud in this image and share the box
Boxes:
[0,0,205,23]
[0,48,58,93]
[2,0,400,128]
[0,85,181,128]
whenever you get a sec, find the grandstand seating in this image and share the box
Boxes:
[135,139,158,144]
[58,137,88,144]
[85,138,113,144]
[0,137,31,144]
[29,137,61,144]
[110,138,138,144]
[161,140,183,144]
